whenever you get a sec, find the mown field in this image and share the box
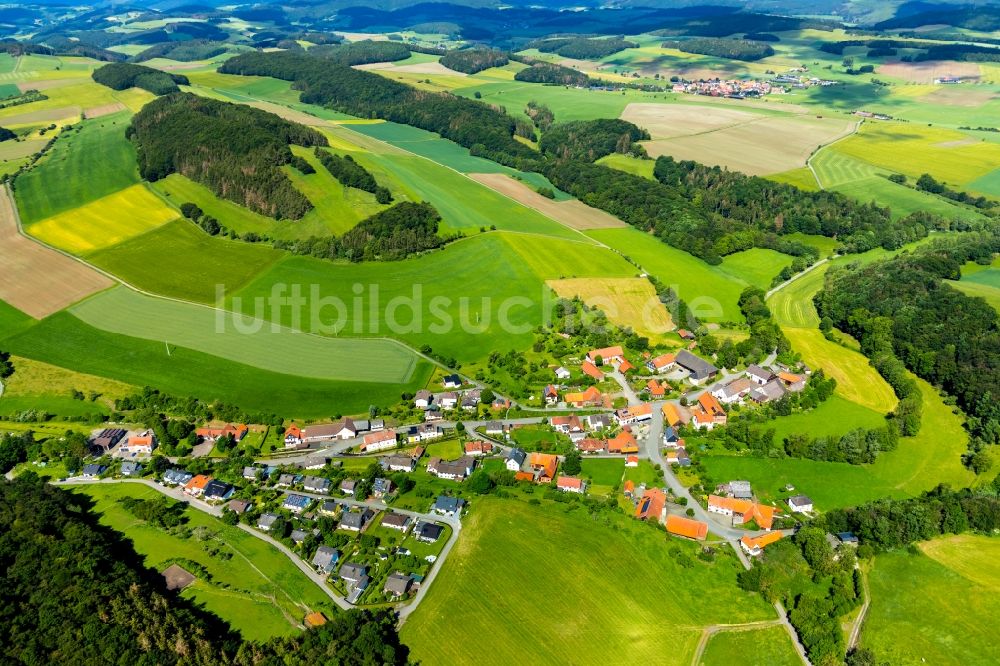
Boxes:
[15,111,138,224]
[71,483,333,640]
[3,311,431,417]
[699,625,800,666]
[863,534,1000,665]
[88,219,284,304]
[0,355,135,417]
[700,375,974,510]
[547,277,674,343]
[402,499,775,664]
[70,286,423,384]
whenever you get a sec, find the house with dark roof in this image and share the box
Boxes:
[227,499,251,514]
[416,521,444,543]
[319,500,339,516]
[426,456,475,481]
[282,494,312,514]
[89,428,126,455]
[82,463,106,478]
[414,390,433,409]
[381,512,411,532]
[750,379,786,404]
[119,461,142,477]
[433,496,465,515]
[312,546,340,574]
[303,476,332,494]
[339,563,368,585]
[505,448,527,472]
[203,479,234,502]
[372,477,394,497]
[442,374,462,389]
[276,473,297,488]
[242,466,261,481]
[290,529,308,545]
[788,495,813,513]
[257,513,280,531]
[674,350,719,384]
[745,364,774,385]
[162,469,193,486]
[384,573,413,599]
[339,479,357,495]
[385,455,417,473]
[340,508,374,532]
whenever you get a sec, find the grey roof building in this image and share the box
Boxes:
[340,508,374,531]
[384,573,413,598]
[675,350,719,382]
[312,546,340,574]
[433,496,465,515]
[258,513,280,531]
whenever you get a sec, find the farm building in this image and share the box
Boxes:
[666,515,709,541]
[361,429,397,453]
[740,532,783,556]
[674,350,718,385]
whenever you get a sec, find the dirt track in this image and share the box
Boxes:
[0,186,113,318]
[469,173,627,230]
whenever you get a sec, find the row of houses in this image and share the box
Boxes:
[661,392,728,432]
[413,388,484,412]
[161,469,235,502]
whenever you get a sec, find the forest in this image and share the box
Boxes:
[133,40,227,63]
[816,236,1000,453]
[440,46,508,73]
[526,37,636,59]
[128,93,327,219]
[314,148,392,203]
[538,119,648,161]
[661,37,775,61]
[307,39,411,65]
[513,61,590,86]
[92,62,189,95]
[0,474,409,665]
[218,51,534,166]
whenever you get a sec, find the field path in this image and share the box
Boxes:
[0,185,113,317]
[690,619,786,666]
[847,567,871,650]
[807,119,864,189]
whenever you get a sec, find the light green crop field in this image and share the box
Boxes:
[452,81,666,123]
[2,312,430,417]
[863,535,1000,666]
[288,145,389,235]
[700,375,974,510]
[769,395,888,443]
[767,167,819,191]
[88,219,284,304]
[27,183,179,254]
[699,625,801,666]
[346,121,511,174]
[402,499,775,665]
[718,248,793,290]
[0,300,34,341]
[71,483,333,640]
[948,278,1000,312]
[596,153,656,179]
[579,457,626,493]
[501,232,634,278]
[15,111,138,224]
[70,286,422,384]
[588,227,747,322]
[783,232,838,258]
[230,232,630,364]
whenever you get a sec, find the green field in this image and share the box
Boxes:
[71,483,333,640]
[15,111,138,224]
[700,376,974,510]
[699,625,801,666]
[88,219,284,303]
[718,248,793,290]
[0,300,34,340]
[769,395,888,443]
[3,312,432,417]
[596,153,656,179]
[863,535,1000,665]
[70,286,423,384]
[402,499,775,664]
[948,278,1000,312]
[580,458,626,494]
[588,227,747,322]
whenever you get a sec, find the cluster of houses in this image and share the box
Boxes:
[670,77,776,99]
[411,374,498,418]
[710,364,806,406]
[500,448,586,493]
[662,393,728,433]
[160,468,236,502]
[88,428,158,457]
[770,71,838,88]
[645,349,719,385]
[282,418,388,449]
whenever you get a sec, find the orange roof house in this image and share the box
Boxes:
[698,392,726,417]
[662,402,689,427]
[125,432,155,451]
[285,424,303,439]
[183,474,212,495]
[580,360,603,380]
[740,531,783,556]
[615,403,652,424]
[623,480,635,497]
[556,476,585,493]
[587,346,625,365]
[707,495,779,530]
[514,471,536,483]
[576,438,607,454]
[564,386,603,407]
[691,392,727,430]
[529,452,559,482]
[196,422,248,442]
[618,359,634,373]
[607,430,639,454]
[777,371,802,385]
[647,379,666,398]
[635,488,666,521]
[464,440,492,456]
[551,415,583,432]
[666,514,709,541]
[647,353,676,372]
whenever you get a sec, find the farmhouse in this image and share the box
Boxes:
[90,428,126,454]
[607,430,639,454]
[708,496,778,530]
[674,350,718,385]
[662,402,691,428]
[646,379,667,398]
[464,440,492,456]
[646,353,676,373]
[711,377,755,405]
[777,371,806,392]
[381,512,412,532]
[304,421,355,443]
[587,346,624,366]
[691,392,727,430]
[528,452,559,483]
[361,429,397,453]
[427,456,476,481]
[283,424,303,448]
[121,431,156,455]
[615,403,652,425]
[282,494,312,514]
[557,476,585,494]
[385,454,417,473]
[618,359,634,373]
[635,488,666,522]
[666,514,709,541]
[551,415,584,434]
[433,496,465,516]
[340,508,374,532]
[196,423,248,443]
[506,448,527,472]
[750,379,786,404]
[719,480,753,499]
[384,573,413,599]
[580,360,603,380]
[745,365,774,385]
[576,438,607,454]
[312,545,340,574]
[564,386,603,407]
[740,532,783,556]
[183,474,211,497]
[544,384,559,405]
[787,495,814,514]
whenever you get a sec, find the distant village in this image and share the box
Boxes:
[669,67,838,99]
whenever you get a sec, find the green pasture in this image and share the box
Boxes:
[767,167,819,191]
[346,121,511,174]
[783,233,838,258]
[718,249,793,290]
[579,458,626,492]
[948,279,1000,312]
[501,232,634,279]
[289,145,389,235]
[452,81,664,123]
[402,499,775,664]
[768,395,888,443]
[624,460,663,488]
[700,376,974,511]
[864,534,1000,666]
[3,312,431,417]
[596,153,655,179]
[15,111,138,224]
[699,625,801,666]
[88,219,284,304]
[0,300,33,341]
[70,286,422,384]
[71,483,333,640]
[969,167,1000,198]
[587,227,747,322]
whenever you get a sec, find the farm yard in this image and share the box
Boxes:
[862,535,1000,665]
[401,499,775,665]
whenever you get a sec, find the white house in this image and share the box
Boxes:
[414,390,433,410]
[438,392,459,410]
[554,366,571,380]
[787,495,813,514]
[361,430,397,453]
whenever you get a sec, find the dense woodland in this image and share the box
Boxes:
[816,236,1000,457]
[314,148,392,203]
[307,39,411,65]
[513,61,590,86]
[92,62,189,95]
[0,475,409,665]
[129,93,327,219]
[538,119,648,161]
[526,37,636,59]
[439,46,508,73]
[133,40,227,63]
[661,37,775,61]
[219,51,534,166]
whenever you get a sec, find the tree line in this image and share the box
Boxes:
[92,62,189,95]
[128,92,327,219]
[514,62,590,86]
[314,148,392,203]
[440,47,509,74]
[525,37,636,59]
[661,37,775,61]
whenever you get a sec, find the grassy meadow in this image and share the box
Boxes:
[71,483,333,640]
[401,499,775,664]
[863,535,1000,665]
[699,625,800,666]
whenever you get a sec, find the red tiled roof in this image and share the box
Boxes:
[580,360,603,380]
[666,514,708,540]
